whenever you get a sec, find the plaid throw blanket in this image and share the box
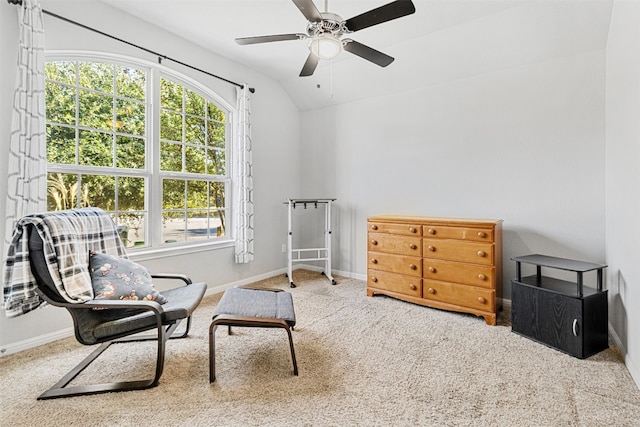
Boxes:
[3,207,126,318]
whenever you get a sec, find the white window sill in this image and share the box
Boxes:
[127,238,235,262]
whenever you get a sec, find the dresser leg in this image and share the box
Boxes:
[482,314,497,326]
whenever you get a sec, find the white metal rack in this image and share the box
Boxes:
[285,198,336,287]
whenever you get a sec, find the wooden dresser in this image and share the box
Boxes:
[367,215,503,325]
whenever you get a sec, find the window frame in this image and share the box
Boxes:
[45,51,237,258]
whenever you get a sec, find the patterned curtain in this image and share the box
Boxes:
[4,0,47,250]
[234,85,254,263]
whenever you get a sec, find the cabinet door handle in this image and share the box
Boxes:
[428,245,435,252]
[477,231,487,238]
[477,297,486,304]
[409,227,417,233]
[478,274,486,280]
[428,266,436,273]
[428,228,436,235]
[370,239,378,245]
[371,277,378,283]
[371,224,378,230]
[409,284,417,291]
[427,287,436,294]
[477,250,486,257]
[409,264,417,270]
[409,243,417,250]
[371,258,378,264]
[572,319,580,337]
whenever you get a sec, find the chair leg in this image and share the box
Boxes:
[37,320,176,400]
[170,314,193,339]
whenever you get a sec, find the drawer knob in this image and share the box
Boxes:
[428,287,436,294]
[477,250,486,257]
[409,284,417,291]
[409,264,417,270]
[428,266,436,273]
[477,231,487,238]
[477,296,486,304]
[371,277,378,283]
[409,244,417,250]
[428,228,436,235]
[371,258,378,264]
[409,227,417,233]
[478,274,486,280]
[428,245,435,252]
[371,239,378,245]
[371,224,378,230]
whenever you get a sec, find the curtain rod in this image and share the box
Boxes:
[7,0,255,93]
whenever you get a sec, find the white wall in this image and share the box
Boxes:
[302,50,607,291]
[0,0,301,353]
[605,0,640,388]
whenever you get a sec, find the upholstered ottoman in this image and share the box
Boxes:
[209,287,298,382]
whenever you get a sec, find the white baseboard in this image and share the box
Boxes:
[281,264,366,282]
[608,323,640,390]
[0,327,74,357]
[203,267,289,297]
[333,267,367,281]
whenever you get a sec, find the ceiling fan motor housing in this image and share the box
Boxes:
[307,12,347,37]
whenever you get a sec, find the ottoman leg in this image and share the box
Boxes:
[285,326,298,376]
[209,322,217,383]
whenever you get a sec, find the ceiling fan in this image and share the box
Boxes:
[235,0,416,77]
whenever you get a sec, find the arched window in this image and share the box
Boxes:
[44,54,233,249]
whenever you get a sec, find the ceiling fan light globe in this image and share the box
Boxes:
[309,36,342,60]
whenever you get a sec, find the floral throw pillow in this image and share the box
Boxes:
[89,251,168,304]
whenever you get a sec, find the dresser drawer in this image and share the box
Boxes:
[368,251,422,277]
[423,280,495,311]
[423,258,494,289]
[369,221,421,236]
[368,233,422,256]
[423,238,494,265]
[423,225,494,242]
[368,269,421,297]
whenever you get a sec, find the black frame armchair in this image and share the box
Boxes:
[24,219,207,400]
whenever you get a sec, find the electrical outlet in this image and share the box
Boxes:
[281,244,287,253]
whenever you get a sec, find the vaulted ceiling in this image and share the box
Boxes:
[99,0,613,111]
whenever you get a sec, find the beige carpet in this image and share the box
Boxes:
[1,270,639,426]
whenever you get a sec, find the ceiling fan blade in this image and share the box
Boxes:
[343,39,394,67]
[344,0,416,32]
[236,34,306,45]
[299,53,319,77]
[292,0,323,22]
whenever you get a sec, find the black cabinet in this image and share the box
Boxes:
[511,254,608,359]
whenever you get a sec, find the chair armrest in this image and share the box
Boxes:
[42,296,164,314]
[151,273,192,285]
[81,299,164,313]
